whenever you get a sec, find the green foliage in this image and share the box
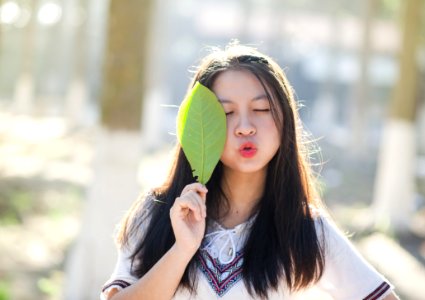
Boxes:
[177,82,227,184]
[0,280,10,300]
[0,190,31,225]
[379,0,401,19]
[37,276,59,296]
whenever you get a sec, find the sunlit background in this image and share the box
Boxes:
[0,0,424,299]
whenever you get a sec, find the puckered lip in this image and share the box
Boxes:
[239,142,258,158]
[239,142,257,151]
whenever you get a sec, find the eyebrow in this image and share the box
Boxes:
[218,94,269,103]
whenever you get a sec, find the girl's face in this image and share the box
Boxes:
[211,69,281,175]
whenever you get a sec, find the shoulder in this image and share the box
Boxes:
[313,214,387,281]
[311,212,355,258]
[312,214,395,299]
[115,191,158,249]
[310,208,345,237]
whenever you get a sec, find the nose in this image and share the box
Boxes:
[235,115,256,136]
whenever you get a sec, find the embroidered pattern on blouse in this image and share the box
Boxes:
[197,248,244,297]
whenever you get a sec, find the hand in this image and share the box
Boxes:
[169,183,208,256]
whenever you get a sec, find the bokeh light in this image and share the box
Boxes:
[37,1,62,26]
[0,1,21,25]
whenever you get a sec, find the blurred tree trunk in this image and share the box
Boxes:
[64,2,153,299]
[64,0,89,128]
[100,0,152,130]
[372,0,422,232]
[13,0,38,113]
[139,0,170,150]
[351,0,379,156]
[312,1,339,135]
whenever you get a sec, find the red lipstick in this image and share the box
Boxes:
[239,142,257,158]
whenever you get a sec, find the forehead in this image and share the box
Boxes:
[210,68,284,128]
[211,69,268,101]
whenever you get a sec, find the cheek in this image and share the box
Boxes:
[224,117,235,138]
[262,117,279,134]
[222,125,233,150]
[264,119,282,149]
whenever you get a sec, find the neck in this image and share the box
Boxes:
[219,167,267,227]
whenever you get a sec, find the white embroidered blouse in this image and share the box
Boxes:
[101,210,393,300]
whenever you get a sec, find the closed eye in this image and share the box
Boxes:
[254,109,270,112]
[225,111,234,116]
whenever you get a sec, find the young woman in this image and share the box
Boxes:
[101,44,399,299]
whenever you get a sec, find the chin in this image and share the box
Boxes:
[223,163,268,175]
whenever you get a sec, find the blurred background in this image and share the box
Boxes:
[0,0,424,299]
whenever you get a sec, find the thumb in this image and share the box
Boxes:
[198,185,208,202]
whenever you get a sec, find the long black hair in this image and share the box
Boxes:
[117,43,325,298]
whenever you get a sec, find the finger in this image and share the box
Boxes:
[191,192,207,218]
[181,187,208,208]
[181,183,208,197]
[174,195,203,221]
[187,192,205,220]
[197,189,207,203]
[184,191,207,218]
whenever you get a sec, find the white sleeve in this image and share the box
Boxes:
[100,195,155,299]
[100,244,139,299]
[317,217,394,300]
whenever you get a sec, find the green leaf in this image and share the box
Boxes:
[177,82,227,184]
